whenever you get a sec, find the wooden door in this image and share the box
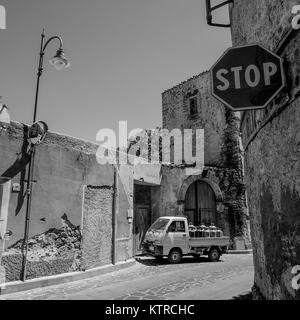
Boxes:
[184,180,217,226]
[133,206,150,255]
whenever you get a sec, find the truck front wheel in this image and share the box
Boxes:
[209,248,220,262]
[168,249,182,264]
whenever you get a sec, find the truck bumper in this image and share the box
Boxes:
[142,243,164,256]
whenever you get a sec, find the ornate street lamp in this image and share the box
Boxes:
[32,30,70,123]
[21,30,70,281]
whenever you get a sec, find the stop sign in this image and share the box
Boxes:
[211,44,285,111]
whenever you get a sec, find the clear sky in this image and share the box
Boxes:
[0,0,231,142]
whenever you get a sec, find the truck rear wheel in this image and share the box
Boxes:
[168,249,182,264]
[209,248,220,262]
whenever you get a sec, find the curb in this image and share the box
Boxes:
[0,259,136,296]
[227,250,253,254]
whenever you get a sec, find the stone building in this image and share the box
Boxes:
[229,0,300,299]
[133,71,251,252]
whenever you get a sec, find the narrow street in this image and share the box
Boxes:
[0,254,253,300]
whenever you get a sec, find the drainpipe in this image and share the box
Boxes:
[111,165,118,265]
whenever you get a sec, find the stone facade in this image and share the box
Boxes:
[162,72,226,166]
[0,121,133,282]
[153,71,250,244]
[230,0,300,299]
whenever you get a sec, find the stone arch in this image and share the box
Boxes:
[177,175,223,203]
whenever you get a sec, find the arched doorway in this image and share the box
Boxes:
[184,180,217,226]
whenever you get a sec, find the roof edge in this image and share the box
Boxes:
[161,70,209,95]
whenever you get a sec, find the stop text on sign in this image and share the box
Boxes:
[216,62,278,91]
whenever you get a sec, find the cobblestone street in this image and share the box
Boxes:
[0,254,254,300]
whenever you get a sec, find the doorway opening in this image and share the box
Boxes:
[133,184,152,256]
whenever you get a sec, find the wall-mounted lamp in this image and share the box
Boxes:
[27,121,48,145]
[206,0,233,28]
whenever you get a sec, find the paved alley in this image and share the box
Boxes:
[0,254,254,300]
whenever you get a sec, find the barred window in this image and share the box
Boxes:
[189,96,198,116]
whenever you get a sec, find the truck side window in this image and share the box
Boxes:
[168,221,186,233]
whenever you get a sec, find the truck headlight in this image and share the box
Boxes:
[153,240,162,245]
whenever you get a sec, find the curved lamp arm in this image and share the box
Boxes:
[33,30,69,122]
[42,35,63,53]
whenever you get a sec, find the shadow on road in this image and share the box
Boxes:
[231,292,252,300]
[135,255,225,266]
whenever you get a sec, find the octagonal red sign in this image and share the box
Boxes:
[210,44,285,111]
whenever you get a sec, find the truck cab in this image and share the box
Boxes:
[142,216,229,264]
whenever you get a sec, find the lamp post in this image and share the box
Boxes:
[21,30,70,281]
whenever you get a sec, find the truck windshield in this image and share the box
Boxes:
[149,218,170,231]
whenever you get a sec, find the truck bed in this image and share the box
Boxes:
[189,236,230,247]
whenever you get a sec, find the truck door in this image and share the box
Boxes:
[165,220,189,255]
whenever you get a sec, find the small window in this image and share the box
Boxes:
[189,96,198,115]
[168,221,186,233]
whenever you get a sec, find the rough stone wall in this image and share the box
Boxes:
[160,71,249,242]
[162,71,227,167]
[230,0,296,52]
[81,186,113,270]
[230,0,300,299]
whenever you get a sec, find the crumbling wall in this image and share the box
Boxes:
[230,0,300,299]
[2,214,81,281]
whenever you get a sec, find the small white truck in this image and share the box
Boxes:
[142,216,230,264]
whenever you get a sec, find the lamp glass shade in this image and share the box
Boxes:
[49,49,70,70]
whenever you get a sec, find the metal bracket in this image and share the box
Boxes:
[23,180,37,183]
[206,0,233,28]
